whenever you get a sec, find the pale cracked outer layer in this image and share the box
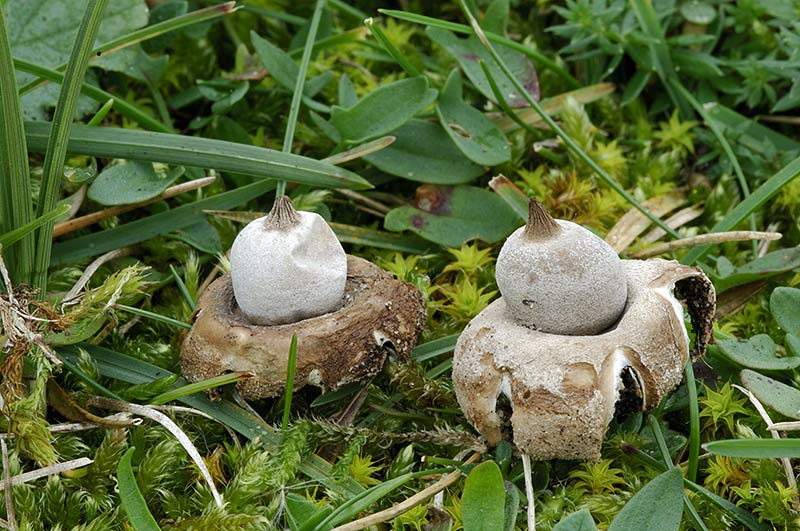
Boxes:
[495,220,628,335]
[453,259,715,461]
[181,256,427,399]
[230,211,347,325]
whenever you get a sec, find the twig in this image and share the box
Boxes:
[0,437,16,530]
[87,396,223,507]
[522,453,535,531]
[0,458,93,492]
[52,176,216,237]
[630,231,782,258]
[769,421,800,431]
[333,190,391,215]
[329,452,482,531]
[732,384,799,507]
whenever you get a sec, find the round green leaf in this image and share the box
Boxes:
[704,438,800,459]
[436,70,510,166]
[118,447,162,531]
[364,120,484,184]
[770,287,800,335]
[717,335,800,371]
[553,509,598,531]
[462,461,505,531]
[330,77,435,144]
[680,1,716,25]
[88,160,183,206]
[740,369,800,419]
[384,185,519,247]
[607,468,684,531]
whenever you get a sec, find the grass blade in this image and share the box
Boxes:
[682,155,800,265]
[629,0,692,117]
[0,205,70,250]
[704,439,800,459]
[114,304,192,330]
[32,0,110,294]
[148,372,251,406]
[670,79,757,254]
[412,334,459,362]
[169,264,196,311]
[365,18,422,77]
[25,121,372,190]
[56,343,365,497]
[0,8,34,283]
[281,334,299,437]
[117,447,163,531]
[329,222,432,253]
[684,362,700,483]
[50,180,274,265]
[378,9,579,89]
[276,0,326,198]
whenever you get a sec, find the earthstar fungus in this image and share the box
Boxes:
[453,199,715,460]
[181,197,426,399]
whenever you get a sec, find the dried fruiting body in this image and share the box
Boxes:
[495,200,628,335]
[453,258,715,460]
[230,196,347,325]
[181,256,426,399]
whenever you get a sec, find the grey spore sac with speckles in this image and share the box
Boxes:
[230,210,347,326]
[495,220,628,335]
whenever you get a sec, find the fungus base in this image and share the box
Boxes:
[453,259,715,461]
[181,256,426,399]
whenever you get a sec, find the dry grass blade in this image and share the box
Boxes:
[53,176,216,237]
[1,436,16,530]
[490,83,616,133]
[631,231,782,259]
[87,396,223,507]
[0,457,93,492]
[732,385,799,506]
[641,206,704,244]
[329,452,481,531]
[605,191,687,253]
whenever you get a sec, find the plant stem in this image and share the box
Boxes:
[32,0,110,295]
[457,1,680,240]
[0,8,34,283]
[276,0,327,197]
[684,361,701,483]
[281,334,299,439]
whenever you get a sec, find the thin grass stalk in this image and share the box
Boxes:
[456,1,680,239]
[276,0,327,197]
[114,304,192,330]
[378,9,580,89]
[684,361,701,483]
[87,98,114,126]
[670,79,758,254]
[682,154,800,264]
[0,8,34,283]
[32,0,110,294]
[281,334,299,439]
[364,18,421,77]
[169,265,196,311]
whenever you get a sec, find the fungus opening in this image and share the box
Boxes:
[613,366,645,419]
[522,198,560,241]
